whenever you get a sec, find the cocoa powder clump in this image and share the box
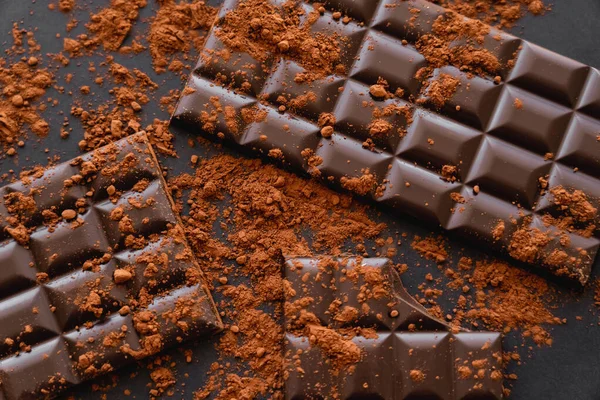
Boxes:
[0,58,53,148]
[86,0,147,52]
[412,235,448,264]
[508,226,551,264]
[58,0,76,13]
[340,169,378,196]
[149,367,176,397]
[441,164,458,182]
[214,0,345,79]
[420,73,461,108]
[550,185,597,222]
[416,11,501,78]
[148,1,217,73]
[305,324,362,368]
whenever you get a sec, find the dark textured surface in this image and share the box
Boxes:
[284,257,503,400]
[0,134,221,399]
[0,0,599,399]
[173,0,600,285]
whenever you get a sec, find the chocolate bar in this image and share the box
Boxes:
[171,0,600,284]
[284,257,503,399]
[0,133,222,399]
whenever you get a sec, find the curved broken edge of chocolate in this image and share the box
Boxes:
[282,256,504,400]
[143,131,224,331]
[171,0,600,285]
[283,254,472,332]
[0,132,221,399]
[386,257,457,328]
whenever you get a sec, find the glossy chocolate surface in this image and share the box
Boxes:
[172,0,600,285]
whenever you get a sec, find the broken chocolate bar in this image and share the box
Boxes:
[284,257,503,399]
[0,133,221,398]
[172,0,600,284]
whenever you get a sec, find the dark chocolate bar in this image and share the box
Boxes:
[0,133,222,399]
[284,257,503,399]
[171,0,600,284]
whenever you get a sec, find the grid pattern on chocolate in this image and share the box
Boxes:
[172,0,600,284]
[283,257,503,400]
[0,133,221,399]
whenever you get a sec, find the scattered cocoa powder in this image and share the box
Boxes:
[412,235,448,264]
[166,154,388,398]
[550,186,598,223]
[432,0,548,28]
[418,12,500,76]
[148,1,217,73]
[448,257,561,346]
[421,73,461,108]
[0,54,53,149]
[492,221,505,241]
[504,186,598,283]
[71,60,174,155]
[213,0,345,79]
[0,0,590,398]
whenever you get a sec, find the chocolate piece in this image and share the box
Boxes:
[284,257,503,399]
[172,0,600,284]
[0,133,221,399]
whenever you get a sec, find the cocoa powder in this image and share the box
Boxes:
[412,235,449,264]
[0,31,53,151]
[420,73,461,108]
[148,1,217,73]
[0,0,592,398]
[432,0,548,28]
[167,154,387,398]
[453,257,562,346]
[85,0,147,52]
[213,0,346,79]
[415,11,501,78]
[412,237,562,347]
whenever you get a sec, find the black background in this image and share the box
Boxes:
[1,0,600,398]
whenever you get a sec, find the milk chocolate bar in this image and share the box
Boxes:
[0,133,222,399]
[172,0,600,284]
[284,257,503,399]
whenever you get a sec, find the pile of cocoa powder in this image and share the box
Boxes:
[0,26,53,151]
[167,153,388,398]
[1,0,596,399]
